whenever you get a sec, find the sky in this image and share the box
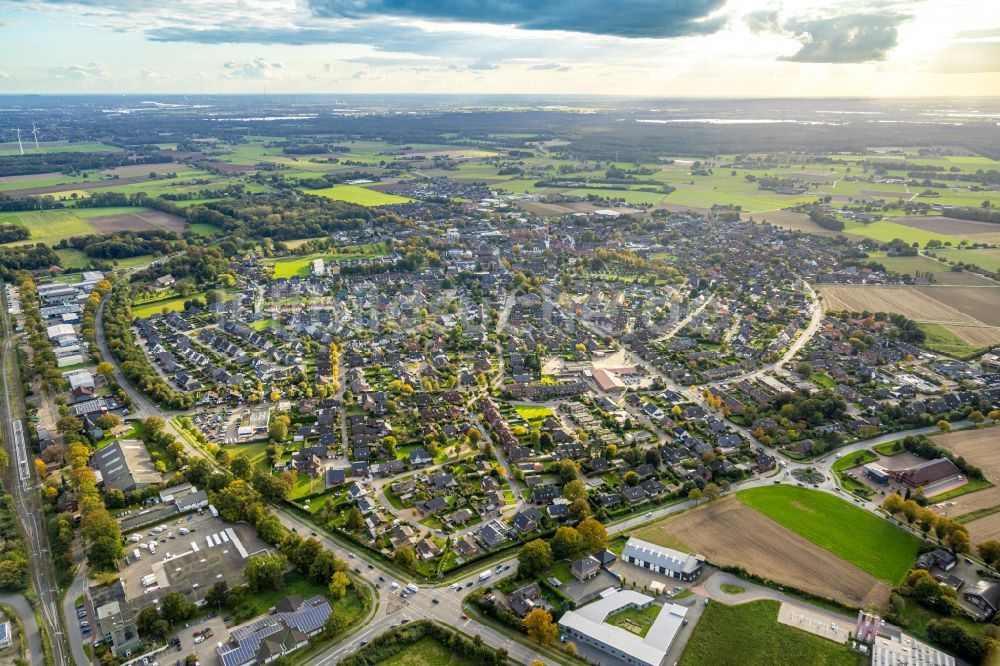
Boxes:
[0,0,997,96]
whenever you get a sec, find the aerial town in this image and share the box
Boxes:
[0,12,998,665]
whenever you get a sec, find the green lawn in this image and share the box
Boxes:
[720,583,746,595]
[873,441,905,456]
[679,600,857,666]
[307,184,414,206]
[809,373,835,389]
[738,486,920,584]
[224,441,270,471]
[606,603,661,637]
[376,637,475,666]
[264,246,389,278]
[512,404,555,422]
[549,560,573,584]
[131,294,195,318]
[831,450,877,473]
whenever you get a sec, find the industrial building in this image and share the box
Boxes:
[558,589,687,666]
[621,537,705,581]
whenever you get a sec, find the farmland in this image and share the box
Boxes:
[679,600,857,666]
[308,184,414,206]
[816,284,1000,349]
[0,209,96,245]
[933,248,1000,274]
[737,486,921,585]
[632,496,891,607]
[933,428,1000,541]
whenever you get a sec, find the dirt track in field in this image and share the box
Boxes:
[633,496,890,608]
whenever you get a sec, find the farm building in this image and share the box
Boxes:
[892,458,963,492]
[558,589,687,666]
[622,537,705,582]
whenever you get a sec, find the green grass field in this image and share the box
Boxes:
[831,450,877,473]
[308,184,414,206]
[738,486,920,584]
[375,637,476,666]
[512,404,555,422]
[131,293,196,318]
[264,246,389,278]
[917,323,990,359]
[679,600,857,666]
[934,248,1000,273]
[0,141,120,156]
[0,209,96,245]
[841,219,964,246]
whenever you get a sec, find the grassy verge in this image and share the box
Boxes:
[874,441,905,456]
[957,505,1000,524]
[35,609,54,666]
[928,478,993,503]
[679,600,858,666]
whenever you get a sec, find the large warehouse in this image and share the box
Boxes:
[621,537,705,581]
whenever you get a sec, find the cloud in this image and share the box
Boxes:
[781,12,909,63]
[306,0,728,39]
[0,70,9,79]
[529,63,571,71]
[137,67,162,80]
[929,42,1000,73]
[467,58,498,71]
[745,10,781,35]
[48,62,110,79]
[220,57,283,79]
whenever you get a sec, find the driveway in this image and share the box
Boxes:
[61,567,92,666]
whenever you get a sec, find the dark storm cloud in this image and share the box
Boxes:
[781,12,908,63]
[306,0,728,39]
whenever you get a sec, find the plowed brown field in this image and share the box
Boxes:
[633,496,891,608]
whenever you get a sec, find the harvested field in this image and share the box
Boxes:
[817,285,1000,346]
[859,190,911,200]
[889,215,1000,237]
[87,210,186,234]
[0,171,64,184]
[202,161,255,174]
[965,513,1000,544]
[914,287,1000,327]
[633,496,890,608]
[754,210,853,237]
[934,429,1000,483]
[931,486,1000,519]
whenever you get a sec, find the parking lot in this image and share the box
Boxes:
[170,615,228,666]
[120,512,271,614]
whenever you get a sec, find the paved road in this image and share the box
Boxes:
[62,567,90,666]
[0,592,44,665]
[0,281,69,666]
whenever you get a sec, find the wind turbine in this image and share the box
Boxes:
[15,128,23,155]
[30,123,40,150]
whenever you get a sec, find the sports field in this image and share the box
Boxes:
[308,184,414,206]
[738,486,920,584]
[679,600,855,666]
